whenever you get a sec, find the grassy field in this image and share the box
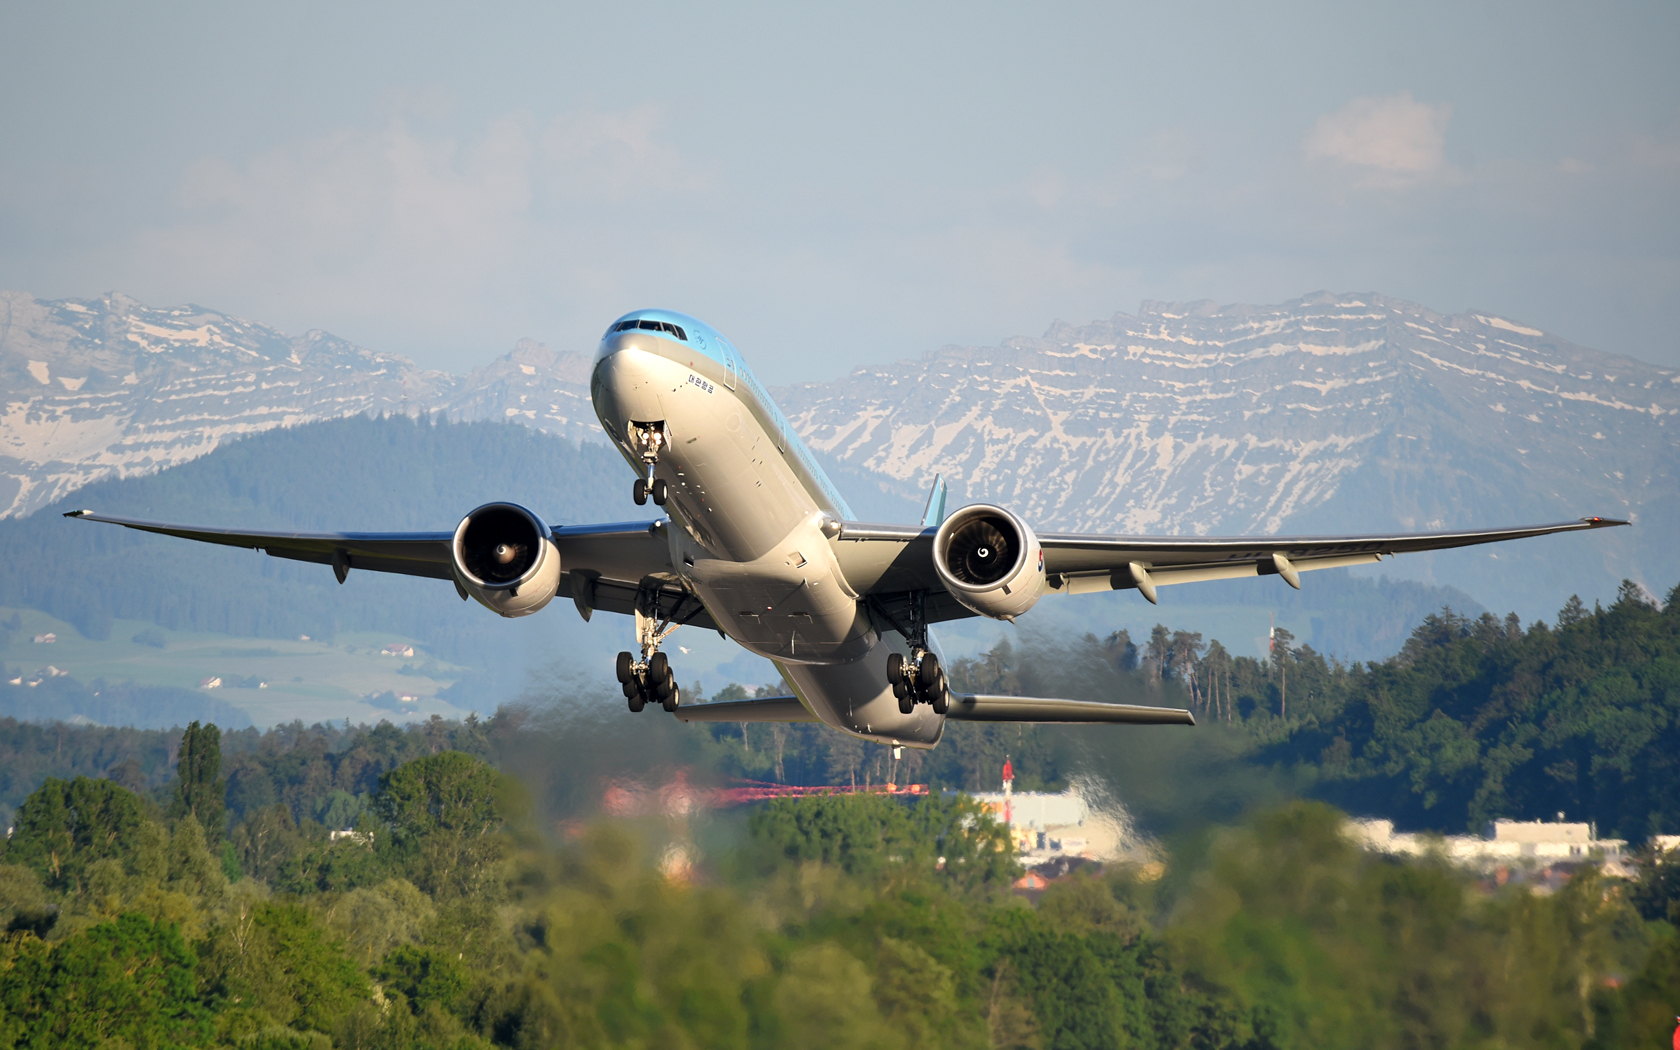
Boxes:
[0,607,469,726]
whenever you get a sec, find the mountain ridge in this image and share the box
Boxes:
[2,287,1668,617]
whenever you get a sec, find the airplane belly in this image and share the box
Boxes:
[778,640,943,748]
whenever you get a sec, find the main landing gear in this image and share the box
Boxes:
[618,648,680,713]
[618,589,682,713]
[888,650,948,715]
[629,422,668,506]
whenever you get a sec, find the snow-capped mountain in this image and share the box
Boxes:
[776,292,1675,613]
[1,288,1669,614]
[0,291,601,517]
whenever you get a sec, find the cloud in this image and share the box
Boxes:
[1304,93,1453,185]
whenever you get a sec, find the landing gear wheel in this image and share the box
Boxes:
[615,651,633,683]
[662,682,680,713]
[887,653,905,695]
[632,478,649,505]
[917,653,941,696]
[651,478,668,506]
[649,651,669,687]
[897,690,915,715]
[627,686,646,713]
[931,673,949,715]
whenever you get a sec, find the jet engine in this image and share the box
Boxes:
[931,504,1044,620]
[450,502,562,618]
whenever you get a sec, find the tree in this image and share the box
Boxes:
[2,776,153,894]
[169,721,226,843]
[373,751,508,898]
[0,913,213,1048]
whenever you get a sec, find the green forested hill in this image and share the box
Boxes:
[0,416,653,664]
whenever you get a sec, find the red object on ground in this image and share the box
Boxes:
[1671,1016,1679,1050]
[1001,758,1014,785]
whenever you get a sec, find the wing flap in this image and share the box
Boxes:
[946,694,1195,725]
[671,695,819,723]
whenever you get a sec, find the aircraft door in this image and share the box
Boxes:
[723,345,737,390]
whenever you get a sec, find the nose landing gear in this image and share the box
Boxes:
[629,422,669,506]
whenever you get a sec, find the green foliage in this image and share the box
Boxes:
[0,913,212,1048]
[199,900,368,1035]
[374,751,509,898]
[169,721,226,843]
[749,792,1017,892]
[3,776,154,895]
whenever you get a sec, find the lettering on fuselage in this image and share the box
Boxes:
[686,373,715,394]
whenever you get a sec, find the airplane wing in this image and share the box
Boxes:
[671,695,819,723]
[946,694,1194,724]
[833,516,1628,617]
[62,510,715,630]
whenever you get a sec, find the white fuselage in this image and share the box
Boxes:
[591,325,945,747]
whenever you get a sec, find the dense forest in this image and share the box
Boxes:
[1,710,1677,1049]
[4,575,1675,844]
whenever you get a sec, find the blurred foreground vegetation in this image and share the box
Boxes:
[0,712,1678,1048]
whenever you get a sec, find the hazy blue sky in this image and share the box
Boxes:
[2,1,1676,383]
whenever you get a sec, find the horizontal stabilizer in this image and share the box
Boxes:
[672,696,819,723]
[946,695,1195,725]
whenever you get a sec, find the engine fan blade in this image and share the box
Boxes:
[948,518,1013,585]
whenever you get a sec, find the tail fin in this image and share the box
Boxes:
[920,473,948,528]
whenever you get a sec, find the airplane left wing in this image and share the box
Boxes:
[833,515,1627,614]
[62,510,714,629]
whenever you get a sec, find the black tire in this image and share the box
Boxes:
[649,651,669,682]
[891,678,906,700]
[615,651,633,683]
[931,675,950,715]
[662,683,679,713]
[917,653,940,694]
[651,478,668,505]
[628,688,646,713]
[897,691,915,715]
[886,652,904,685]
[633,478,648,505]
[622,678,638,698]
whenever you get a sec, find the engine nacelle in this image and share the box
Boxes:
[450,502,562,618]
[931,504,1044,621]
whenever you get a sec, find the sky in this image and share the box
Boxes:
[1,1,1676,385]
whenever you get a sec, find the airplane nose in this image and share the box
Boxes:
[592,338,665,422]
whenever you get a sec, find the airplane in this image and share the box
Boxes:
[66,309,1628,752]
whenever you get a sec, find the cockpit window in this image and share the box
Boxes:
[611,319,687,341]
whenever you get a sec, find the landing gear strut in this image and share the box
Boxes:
[617,587,683,713]
[884,591,948,714]
[629,422,669,506]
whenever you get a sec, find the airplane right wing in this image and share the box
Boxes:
[945,694,1195,724]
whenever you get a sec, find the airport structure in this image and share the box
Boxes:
[1350,816,1629,874]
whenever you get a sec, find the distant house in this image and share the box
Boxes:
[31,633,55,644]
[382,643,415,658]
[199,676,223,689]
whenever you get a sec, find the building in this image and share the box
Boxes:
[1351,816,1627,873]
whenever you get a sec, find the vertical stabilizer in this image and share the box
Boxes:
[920,473,948,528]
